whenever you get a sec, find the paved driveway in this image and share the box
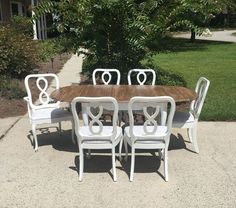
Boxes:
[175,30,236,43]
[1,118,236,207]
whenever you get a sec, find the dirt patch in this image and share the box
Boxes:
[0,53,71,118]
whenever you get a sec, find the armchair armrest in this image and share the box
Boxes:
[24,96,60,110]
[24,96,30,102]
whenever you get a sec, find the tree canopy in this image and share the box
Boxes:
[34,0,236,76]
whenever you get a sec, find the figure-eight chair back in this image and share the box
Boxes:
[71,97,123,182]
[122,96,175,181]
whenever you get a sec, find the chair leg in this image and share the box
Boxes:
[124,138,128,161]
[112,147,117,182]
[87,149,91,159]
[187,128,193,143]
[79,147,84,181]
[130,146,135,182]
[158,149,163,160]
[119,137,123,161]
[118,111,122,126]
[58,122,62,133]
[192,125,199,154]
[31,124,38,151]
[164,148,168,182]
[71,120,75,144]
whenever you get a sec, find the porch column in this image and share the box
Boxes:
[31,0,38,40]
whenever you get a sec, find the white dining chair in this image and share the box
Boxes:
[126,69,157,123]
[92,68,121,85]
[122,96,176,181]
[71,97,123,182]
[24,73,74,151]
[127,69,156,85]
[89,68,121,125]
[172,77,210,153]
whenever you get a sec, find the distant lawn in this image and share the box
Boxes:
[149,39,236,121]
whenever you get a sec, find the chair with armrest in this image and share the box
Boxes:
[24,73,74,151]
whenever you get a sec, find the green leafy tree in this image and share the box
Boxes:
[33,0,236,78]
[162,0,236,41]
[34,0,159,79]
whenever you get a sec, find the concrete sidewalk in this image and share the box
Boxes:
[0,120,236,207]
[175,29,236,43]
[0,117,22,139]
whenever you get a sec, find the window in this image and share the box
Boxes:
[10,1,23,16]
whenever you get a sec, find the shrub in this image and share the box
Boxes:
[0,75,26,99]
[37,39,59,61]
[0,25,39,78]
[82,54,187,86]
[10,16,33,37]
[37,37,69,61]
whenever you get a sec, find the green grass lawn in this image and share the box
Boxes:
[150,39,236,121]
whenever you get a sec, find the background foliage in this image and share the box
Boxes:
[34,0,235,83]
[0,75,26,99]
[9,15,34,37]
[0,25,39,78]
[37,37,69,61]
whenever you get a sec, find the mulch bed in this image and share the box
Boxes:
[0,53,71,118]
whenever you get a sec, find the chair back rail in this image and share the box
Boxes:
[71,97,119,141]
[92,68,121,85]
[128,96,175,142]
[190,77,210,119]
[127,69,156,85]
[24,73,60,110]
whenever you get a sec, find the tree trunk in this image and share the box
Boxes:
[190,29,196,42]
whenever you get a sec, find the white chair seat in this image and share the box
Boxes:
[32,108,72,123]
[124,125,168,139]
[79,126,122,145]
[172,111,195,128]
[124,126,166,148]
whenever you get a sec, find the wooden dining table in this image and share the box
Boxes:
[51,84,197,103]
[51,84,197,125]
